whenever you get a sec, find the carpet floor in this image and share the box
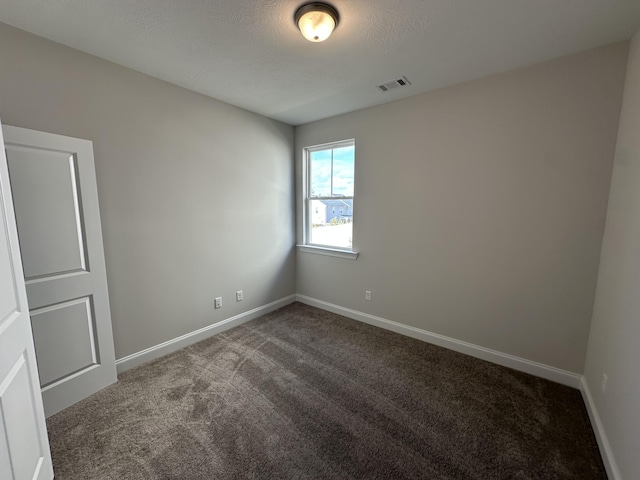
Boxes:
[47,302,606,479]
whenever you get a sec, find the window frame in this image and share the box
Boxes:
[301,139,357,258]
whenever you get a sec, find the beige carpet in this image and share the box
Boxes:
[47,302,606,479]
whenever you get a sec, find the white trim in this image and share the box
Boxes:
[302,138,356,249]
[297,245,359,260]
[295,294,582,388]
[580,377,622,480]
[305,138,355,152]
[115,295,296,373]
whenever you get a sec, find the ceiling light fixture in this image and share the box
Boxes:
[295,2,339,43]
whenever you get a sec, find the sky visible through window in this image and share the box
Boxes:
[310,145,354,197]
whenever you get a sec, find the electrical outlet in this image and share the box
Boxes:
[215,297,222,309]
[365,290,372,301]
[236,290,243,302]
[601,373,608,394]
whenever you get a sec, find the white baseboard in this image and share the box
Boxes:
[115,294,296,373]
[580,377,621,480]
[296,294,582,389]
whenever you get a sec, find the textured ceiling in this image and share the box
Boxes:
[1,1,640,125]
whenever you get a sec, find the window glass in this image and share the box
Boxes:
[310,150,331,197]
[305,140,355,250]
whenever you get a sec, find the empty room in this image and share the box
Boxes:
[1,1,639,479]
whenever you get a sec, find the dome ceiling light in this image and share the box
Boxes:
[295,2,340,43]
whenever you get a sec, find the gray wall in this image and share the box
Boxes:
[584,28,640,480]
[295,43,628,374]
[0,23,296,360]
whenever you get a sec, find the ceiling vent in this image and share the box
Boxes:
[377,76,411,92]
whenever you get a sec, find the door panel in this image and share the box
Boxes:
[0,205,18,321]
[0,349,45,480]
[0,117,53,479]
[4,125,117,418]
[6,145,88,280]
[30,296,98,387]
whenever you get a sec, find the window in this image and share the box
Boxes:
[304,139,355,252]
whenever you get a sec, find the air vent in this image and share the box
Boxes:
[377,76,411,92]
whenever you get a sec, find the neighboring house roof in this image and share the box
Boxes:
[318,199,352,208]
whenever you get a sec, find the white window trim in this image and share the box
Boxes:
[301,139,358,259]
[296,244,359,260]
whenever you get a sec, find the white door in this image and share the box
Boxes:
[3,125,117,418]
[0,118,54,479]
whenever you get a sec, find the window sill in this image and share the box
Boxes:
[296,245,359,260]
